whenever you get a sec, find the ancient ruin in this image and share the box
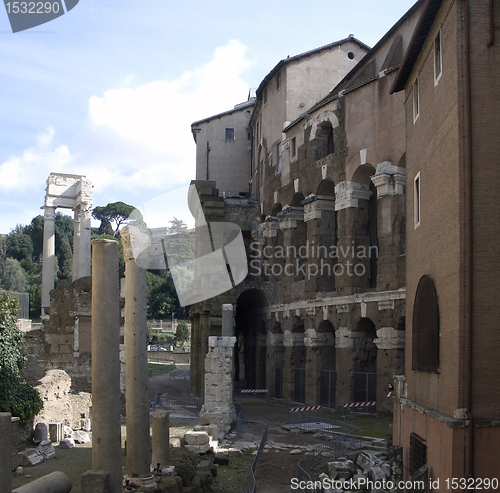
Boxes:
[41,173,93,317]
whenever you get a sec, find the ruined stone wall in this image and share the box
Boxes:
[44,276,92,392]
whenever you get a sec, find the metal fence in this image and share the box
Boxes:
[296,420,362,493]
[2,291,29,319]
[234,403,268,493]
[149,393,203,415]
[342,401,378,418]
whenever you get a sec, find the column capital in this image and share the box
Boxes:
[374,327,405,349]
[277,206,304,230]
[334,181,372,210]
[42,205,56,220]
[371,161,406,197]
[302,194,336,221]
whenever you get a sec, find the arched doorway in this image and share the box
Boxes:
[353,317,377,402]
[234,289,269,389]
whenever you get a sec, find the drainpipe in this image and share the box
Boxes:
[206,141,211,181]
[464,0,475,480]
[487,0,494,47]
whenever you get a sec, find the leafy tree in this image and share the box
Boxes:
[23,216,44,262]
[146,323,155,345]
[0,293,43,421]
[174,321,190,346]
[6,232,33,262]
[165,218,194,267]
[92,202,139,236]
[57,237,73,280]
[146,271,176,318]
[0,258,28,293]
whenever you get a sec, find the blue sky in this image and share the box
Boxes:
[0,0,417,233]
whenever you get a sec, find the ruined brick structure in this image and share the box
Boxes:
[190,5,423,415]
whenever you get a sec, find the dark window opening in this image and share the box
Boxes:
[225,128,235,141]
[412,275,439,372]
[409,433,427,476]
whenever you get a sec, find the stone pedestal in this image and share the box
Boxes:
[90,239,122,493]
[152,411,170,469]
[121,228,154,488]
[0,413,12,493]
[200,336,237,431]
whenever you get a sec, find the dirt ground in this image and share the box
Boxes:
[12,366,391,492]
[151,367,391,493]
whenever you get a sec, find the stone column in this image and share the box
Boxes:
[190,314,201,397]
[0,413,12,493]
[200,311,210,399]
[90,239,122,493]
[221,304,234,336]
[121,228,155,489]
[79,206,92,278]
[72,207,81,281]
[152,411,170,469]
[41,206,56,317]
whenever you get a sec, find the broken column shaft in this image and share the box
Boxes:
[121,228,154,487]
[90,239,122,493]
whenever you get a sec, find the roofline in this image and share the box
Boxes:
[255,37,371,100]
[283,1,424,133]
[390,0,444,93]
[333,0,424,95]
[191,99,255,127]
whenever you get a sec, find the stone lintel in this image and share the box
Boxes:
[400,398,469,429]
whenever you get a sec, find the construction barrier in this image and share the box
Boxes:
[342,401,377,418]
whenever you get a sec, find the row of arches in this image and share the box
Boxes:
[233,289,381,406]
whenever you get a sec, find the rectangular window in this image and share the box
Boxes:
[291,137,296,158]
[293,368,305,403]
[413,77,420,122]
[434,30,442,84]
[276,70,281,90]
[277,143,282,172]
[414,172,421,228]
[225,128,235,141]
[409,433,427,476]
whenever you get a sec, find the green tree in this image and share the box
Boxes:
[0,293,43,421]
[165,218,194,266]
[57,237,73,280]
[174,321,190,346]
[23,216,44,262]
[146,271,176,318]
[0,258,28,293]
[92,202,140,236]
[6,232,33,262]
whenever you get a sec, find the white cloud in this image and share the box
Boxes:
[0,127,74,192]
[85,39,252,190]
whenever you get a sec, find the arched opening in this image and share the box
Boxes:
[271,203,282,216]
[234,289,269,389]
[353,317,377,402]
[291,192,305,206]
[317,320,336,407]
[316,179,335,197]
[352,164,378,289]
[291,317,306,403]
[315,121,335,160]
[412,275,439,372]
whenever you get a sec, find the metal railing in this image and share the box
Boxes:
[149,393,203,415]
[2,291,29,319]
[234,403,268,493]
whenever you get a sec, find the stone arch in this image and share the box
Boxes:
[271,203,282,216]
[289,317,306,403]
[316,179,335,197]
[315,121,335,160]
[234,289,269,389]
[291,192,305,206]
